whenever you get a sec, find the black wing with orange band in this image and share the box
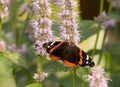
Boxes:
[43,41,95,68]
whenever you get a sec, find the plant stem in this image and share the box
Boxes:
[92,23,101,58]
[19,14,30,45]
[0,17,2,40]
[98,0,113,65]
[108,0,113,15]
[38,55,44,86]
[92,0,104,58]
[16,29,20,47]
[11,0,19,47]
[99,0,104,17]
[73,68,76,87]
[97,29,108,65]
[38,55,43,75]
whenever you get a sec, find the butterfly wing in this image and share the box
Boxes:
[43,41,95,68]
[49,42,78,67]
[78,49,95,67]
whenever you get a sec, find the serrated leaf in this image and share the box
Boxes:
[0,53,13,77]
[26,83,42,87]
[0,52,17,87]
[3,51,28,68]
[43,61,68,73]
[76,67,90,82]
[79,20,99,42]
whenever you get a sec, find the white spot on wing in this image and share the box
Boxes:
[86,61,88,64]
[47,41,55,48]
[47,45,50,48]
[50,41,55,46]
[86,55,89,60]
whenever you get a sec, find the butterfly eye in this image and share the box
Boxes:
[43,43,48,48]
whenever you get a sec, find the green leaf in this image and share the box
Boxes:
[0,53,13,77]
[109,43,120,58]
[87,49,101,56]
[108,10,120,21]
[52,20,99,42]
[76,67,90,82]
[43,61,68,73]
[0,52,17,87]
[79,20,99,42]
[26,83,42,87]
[0,77,17,87]
[108,42,120,64]
[3,51,28,68]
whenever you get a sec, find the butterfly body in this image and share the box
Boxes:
[43,41,95,68]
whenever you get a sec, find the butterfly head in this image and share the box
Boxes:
[43,41,56,52]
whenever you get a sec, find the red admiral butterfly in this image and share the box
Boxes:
[43,41,95,68]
